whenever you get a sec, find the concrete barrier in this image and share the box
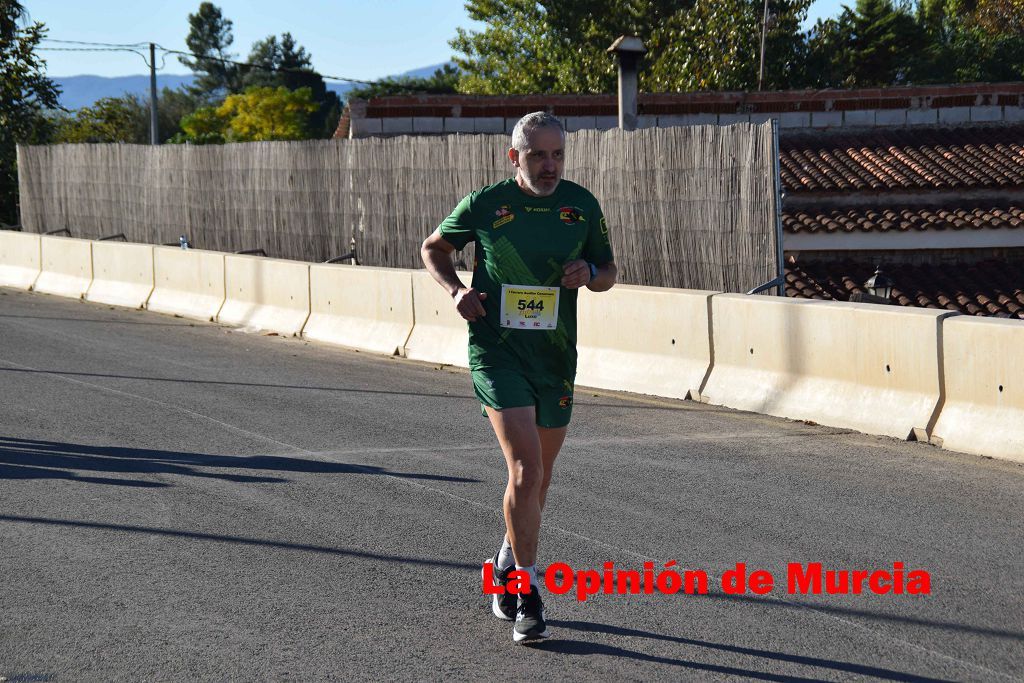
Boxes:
[85,241,154,309]
[147,247,226,321]
[217,254,310,335]
[303,264,414,355]
[701,294,956,440]
[576,285,716,399]
[0,231,41,290]
[34,235,93,299]
[930,317,1024,462]
[404,270,472,366]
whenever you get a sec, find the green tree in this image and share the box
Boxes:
[50,87,203,145]
[178,2,242,99]
[913,0,1024,82]
[174,105,228,144]
[0,1,60,225]
[800,15,853,87]
[848,0,923,85]
[973,0,1024,33]
[802,0,925,87]
[219,86,319,140]
[243,33,311,89]
[450,0,810,93]
[347,64,461,99]
[52,95,148,143]
[242,32,343,138]
[451,0,635,94]
[173,86,319,143]
[965,0,1024,80]
[156,86,205,141]
[647,0,812,91]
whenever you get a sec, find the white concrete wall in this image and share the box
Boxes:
[701,295,956,441]
[218,254,311,336]
[5,238,1023,463]
[931,317,1024,462]
[0,231,41,290]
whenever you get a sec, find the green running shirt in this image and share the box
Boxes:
[437,178,614,379]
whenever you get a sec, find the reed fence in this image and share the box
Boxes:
[17,123,778,292]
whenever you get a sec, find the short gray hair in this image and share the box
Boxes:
[511,111,565,152]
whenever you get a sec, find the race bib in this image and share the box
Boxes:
[500,285,559,330]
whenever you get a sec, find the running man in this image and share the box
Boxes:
[420,111,617,643]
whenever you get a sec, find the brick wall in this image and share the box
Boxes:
[336,83,1024,138]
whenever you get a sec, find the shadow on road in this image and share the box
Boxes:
[693,590,1024,642]
[531,638,828,681]
[0,462,169,488]
[543,619,954,682]
[0,514,480,571]
[0,437,479,487]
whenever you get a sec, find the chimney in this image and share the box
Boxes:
[607,36,647,131]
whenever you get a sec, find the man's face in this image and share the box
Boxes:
[509,126,565,197]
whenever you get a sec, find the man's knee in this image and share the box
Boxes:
[508,459,544,495]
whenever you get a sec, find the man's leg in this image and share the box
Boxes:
[537,425,568,511]
[495,424,567,561]
[485,406,558,642]
[485,406,543,567]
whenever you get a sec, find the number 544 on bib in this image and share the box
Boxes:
[500,285,559,330]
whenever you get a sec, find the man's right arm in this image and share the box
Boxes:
[420,229,488,322]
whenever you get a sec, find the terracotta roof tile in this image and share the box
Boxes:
[779,126,1024,193]
[782,204,1024,234]
[785,259,1024,318]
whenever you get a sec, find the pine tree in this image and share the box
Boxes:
[242,33,342,138]
[0,1,60,224]
[178,2,242,99]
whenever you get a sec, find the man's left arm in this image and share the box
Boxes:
[588,261,617,292]
[561,202,617,292]
[560,260,617,292]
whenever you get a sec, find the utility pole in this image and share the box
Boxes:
[149,43,159,145]
[758,0,769,91]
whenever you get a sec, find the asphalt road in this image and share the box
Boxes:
[0,287,1021,682]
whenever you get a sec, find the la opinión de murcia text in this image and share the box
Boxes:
[484,561,932,603]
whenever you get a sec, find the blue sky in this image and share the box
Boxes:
[29,0,847,81]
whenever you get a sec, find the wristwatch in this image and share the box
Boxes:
[588,262,598,282]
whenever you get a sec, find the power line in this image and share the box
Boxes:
[41,38,149,48]
[43,37,386,85]
[38,46,153,68]
[39,47,144,53]
[158,47,381,85]
[42,37,461,94]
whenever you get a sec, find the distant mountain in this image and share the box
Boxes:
[52,61,456,111]
[398,61,454,79]
[54,74,196,110]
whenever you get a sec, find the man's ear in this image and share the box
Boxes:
[508,147,519,167]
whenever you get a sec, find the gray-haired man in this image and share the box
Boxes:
[421,112,617,642]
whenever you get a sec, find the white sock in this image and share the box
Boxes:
[516,564,538,590]
[496,537,515,571]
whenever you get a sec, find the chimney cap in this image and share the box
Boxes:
[607,35,647,55]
